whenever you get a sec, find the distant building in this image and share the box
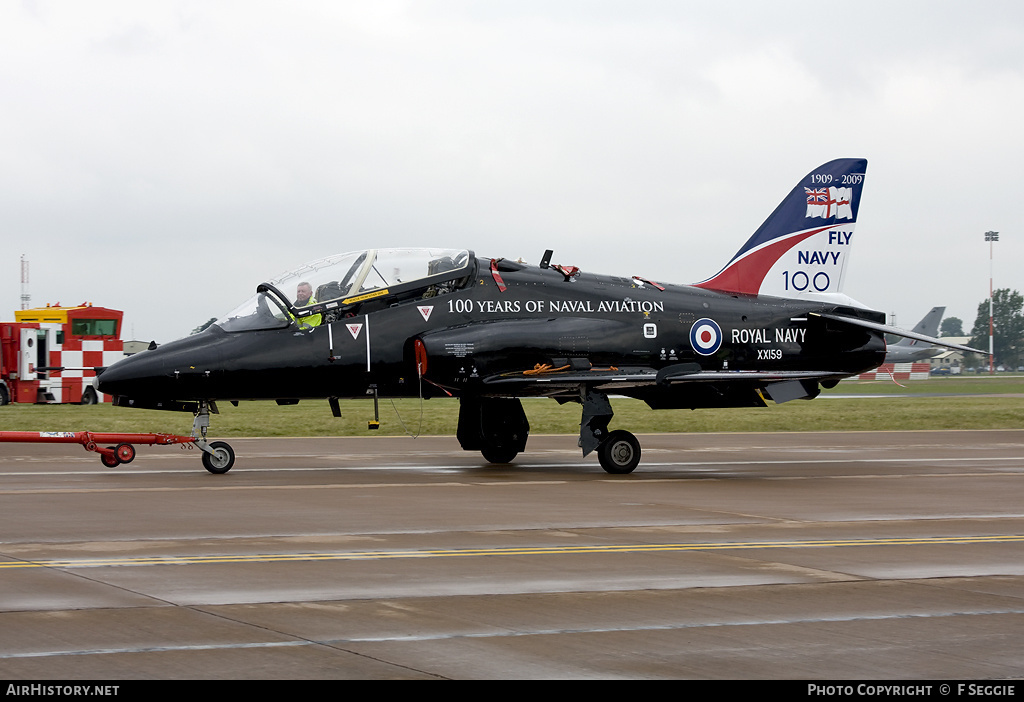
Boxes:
[123,340,152,357]
[930,337,972,372]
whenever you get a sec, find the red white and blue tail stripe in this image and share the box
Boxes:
[695,158,867,300]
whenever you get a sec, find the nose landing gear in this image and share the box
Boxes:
[192,401,235,474]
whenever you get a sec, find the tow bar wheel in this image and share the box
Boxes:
[98,443,136,467]
[201,441,235,474]
[115,443,136,464]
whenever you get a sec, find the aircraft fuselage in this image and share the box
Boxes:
[99,257,886,410]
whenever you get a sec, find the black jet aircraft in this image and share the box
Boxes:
[97,158,980,474]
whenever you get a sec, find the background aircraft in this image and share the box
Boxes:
[883,307,945,364]
[98,158,980,474]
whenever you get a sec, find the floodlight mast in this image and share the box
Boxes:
[20,255,29,311]
[985,231,999,374]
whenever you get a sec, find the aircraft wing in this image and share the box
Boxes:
[811,312,985,355]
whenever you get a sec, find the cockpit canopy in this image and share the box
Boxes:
[216,248,473,332]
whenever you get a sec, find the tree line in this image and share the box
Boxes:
[960,288,1024,369]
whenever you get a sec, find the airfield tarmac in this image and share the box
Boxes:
[0,430,1022,680]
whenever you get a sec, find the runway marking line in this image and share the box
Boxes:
[2,534,1022,569]
[7,606,1024,659]
[0,454,1022,484]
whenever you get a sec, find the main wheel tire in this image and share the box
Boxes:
[201,441,235,474]
[597,430,641,474]
[481,446,518,464]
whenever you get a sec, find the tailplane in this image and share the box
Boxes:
[695,158,868,301]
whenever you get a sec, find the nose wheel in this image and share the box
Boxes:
[200,440,235,474]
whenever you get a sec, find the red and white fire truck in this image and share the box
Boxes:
[0,303,124,405]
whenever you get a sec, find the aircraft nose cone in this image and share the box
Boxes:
[97,350,170,399]
[98,329,231,403]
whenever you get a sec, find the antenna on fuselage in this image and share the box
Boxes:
[539,250,553,269]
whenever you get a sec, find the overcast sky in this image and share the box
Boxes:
[3,0,1023,342]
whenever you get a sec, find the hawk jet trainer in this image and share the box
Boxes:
[97,158,981,474]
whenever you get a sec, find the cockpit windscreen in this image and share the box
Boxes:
[214,248,471,332]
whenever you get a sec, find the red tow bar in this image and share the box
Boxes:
[0,431,198,467]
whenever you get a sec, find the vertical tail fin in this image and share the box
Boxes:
[695,158,867,300]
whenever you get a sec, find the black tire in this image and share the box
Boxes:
[114,443,135,464]
[597,430,641,474]
[0,385,9,406]
[100,453,120,468]
[201,441,235,474]
[481,445,518,464]
[80,388,98,405]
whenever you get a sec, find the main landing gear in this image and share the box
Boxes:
[580,389,642,474]
[457,396,530,465]
[456,391,642,474]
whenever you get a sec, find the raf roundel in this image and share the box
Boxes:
[690,318,722,356]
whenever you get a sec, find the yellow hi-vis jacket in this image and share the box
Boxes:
[295,298,322,329]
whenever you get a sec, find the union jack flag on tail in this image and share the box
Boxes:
[805,186,853,219]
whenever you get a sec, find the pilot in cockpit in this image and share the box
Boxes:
[294,281,322,329]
